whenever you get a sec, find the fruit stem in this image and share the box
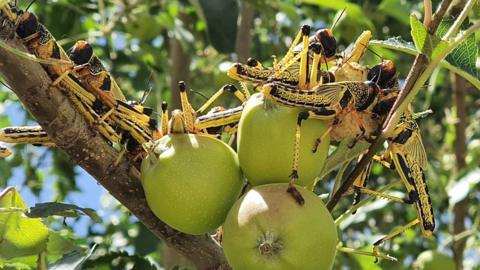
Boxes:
[257,231,283,257]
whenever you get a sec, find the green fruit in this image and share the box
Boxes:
[222,183,338,270]
[413,250,456,270]
[141,134,244,235]
[237,93,330,188]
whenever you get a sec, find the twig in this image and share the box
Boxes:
[424,0,433,27]
[442,0,477,40]
[334,181,401,226]
[429,0,453,32]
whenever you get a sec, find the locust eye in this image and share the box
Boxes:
[234,63,245,75]
[246,57,259,67]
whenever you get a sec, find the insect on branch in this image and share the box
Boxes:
[326,0,474,211]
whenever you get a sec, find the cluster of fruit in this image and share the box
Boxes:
[0,2,436,268]
[141,25,435,268]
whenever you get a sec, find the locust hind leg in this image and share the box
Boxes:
[196,84,247,114]
[372,219,420,263]
[287,111,312,205]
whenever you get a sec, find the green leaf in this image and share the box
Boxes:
[194,0,239,53]
[0,188,49,259]
[410,15,448,59]
[0,114,11,127]
[370,38,480,89]
[301,0,374,30]
[0,255,37,269]
[48,245,96,270]
[46,231,79,256]
[436,18,478,78]
[0,260,34,270]
[320,140,370,179]
[27,202,102,223]
[378,0,411,25]
[370,36,417,54]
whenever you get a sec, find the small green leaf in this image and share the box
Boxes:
[410,15,448,59]
[437,18,478,78]
[0,255,37,269]
[46,231,80,256]
[370,37,417,54]
[48,245,96,270]
[27,202,102,223]
[0,188,49,259]
[194,0,239,53]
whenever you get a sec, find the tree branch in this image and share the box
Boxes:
[428,0,452,33]
[0,15,229,270]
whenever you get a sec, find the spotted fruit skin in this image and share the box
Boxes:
[141,134,244,235]
[222,183,338,270]
[237,93,330,188]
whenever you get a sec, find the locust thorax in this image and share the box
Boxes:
[70,40,94,65]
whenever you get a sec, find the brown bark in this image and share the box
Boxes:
[0,14,229,270]
[235,0,255,63]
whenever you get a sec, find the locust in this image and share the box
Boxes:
[0,83,245,152]
[0,126,54,146]
[3,5,159,148]
[6,9,123,143]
